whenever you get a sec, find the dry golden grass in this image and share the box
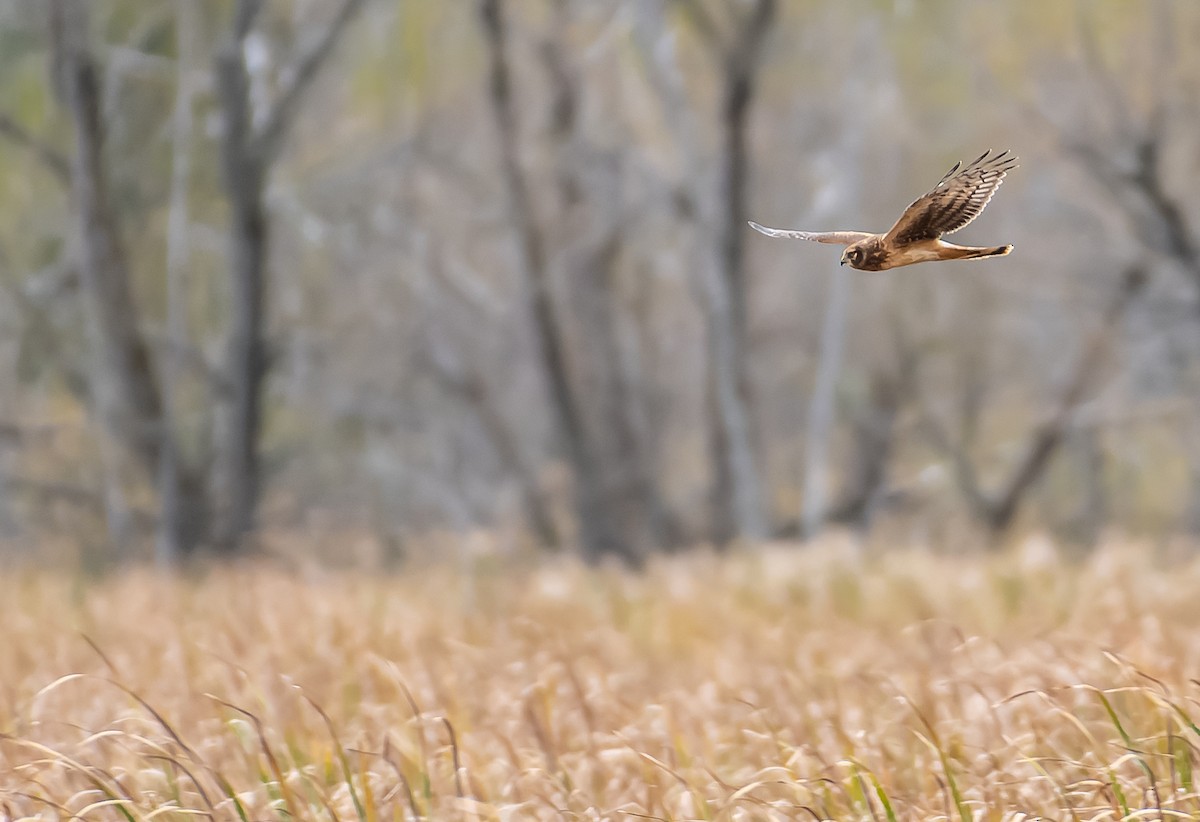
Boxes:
[3,536,1200,820]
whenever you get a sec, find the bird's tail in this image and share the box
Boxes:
[957,244,1013,260]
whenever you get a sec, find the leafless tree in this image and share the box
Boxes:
[541,2,681,557]
[478,0,623,562]
[926,268,1146,535]
[1040,4,1200,533]
[41,0,369,560]
[478,0,679,563]
[48,0,204,553]
[50,0,163,476]
[637,0,776,543]
[213,0,367,549]
[694,0,776,544]
[5,0,1200,562]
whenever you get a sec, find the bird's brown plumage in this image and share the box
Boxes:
[749,150,1018,271]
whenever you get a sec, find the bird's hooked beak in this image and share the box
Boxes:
[839,256,847,267]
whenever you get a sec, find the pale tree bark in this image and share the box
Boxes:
[50,0,164,476]
[707,0,775,544]
[213,0,367,549]
[709,0,775,365]
[629,1,712,543]
[642,0,775,544]
[800,266,852,537]
[796,126,871,539]
[50,0,190,554]
[155,0,210,566]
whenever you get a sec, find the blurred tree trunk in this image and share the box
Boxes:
[50,0,163,476]
[478,0,642,564]
[706,0,775,545]
[1063,427,1107,546]
[1186,456,1200,538]
[827,363,912,530]
[644,0,774,545]
[212,0,365,550]
[50,0,208,557]
[541,3,678,559]
[564,229,676,558]
[1059,8,1200,289]
[213,16,268,549]
[630,1,712,547]
[157,0,208,565]
[800,265,852,537]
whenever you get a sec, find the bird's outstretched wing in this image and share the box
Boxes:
[884,150,1018,246]
[748,221,872,245]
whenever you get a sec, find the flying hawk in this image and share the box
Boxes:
[749,150,1018,271]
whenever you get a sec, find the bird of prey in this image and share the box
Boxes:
[749,150,1017,271]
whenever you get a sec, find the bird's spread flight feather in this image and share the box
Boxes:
[883,149,1018,244]
[746,222,872,246]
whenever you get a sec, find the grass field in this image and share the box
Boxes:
[3,536,1200,820]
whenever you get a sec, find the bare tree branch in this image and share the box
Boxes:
[146,334,231,396]
[986,269,1146,527]
[826,324,918,530]
[1074,0,1134,139]
[928,268,1147,534]
[419,332,561,550]
[1127,136,1199,270]
[254,0,367,163]
[1057,4,1200,290]
[0,112,71,184]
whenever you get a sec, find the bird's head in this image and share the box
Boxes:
[841,246,862,268]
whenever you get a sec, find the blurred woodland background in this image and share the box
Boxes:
[0,0,1197,567]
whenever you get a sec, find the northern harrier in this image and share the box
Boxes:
[749,150,1018,271]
